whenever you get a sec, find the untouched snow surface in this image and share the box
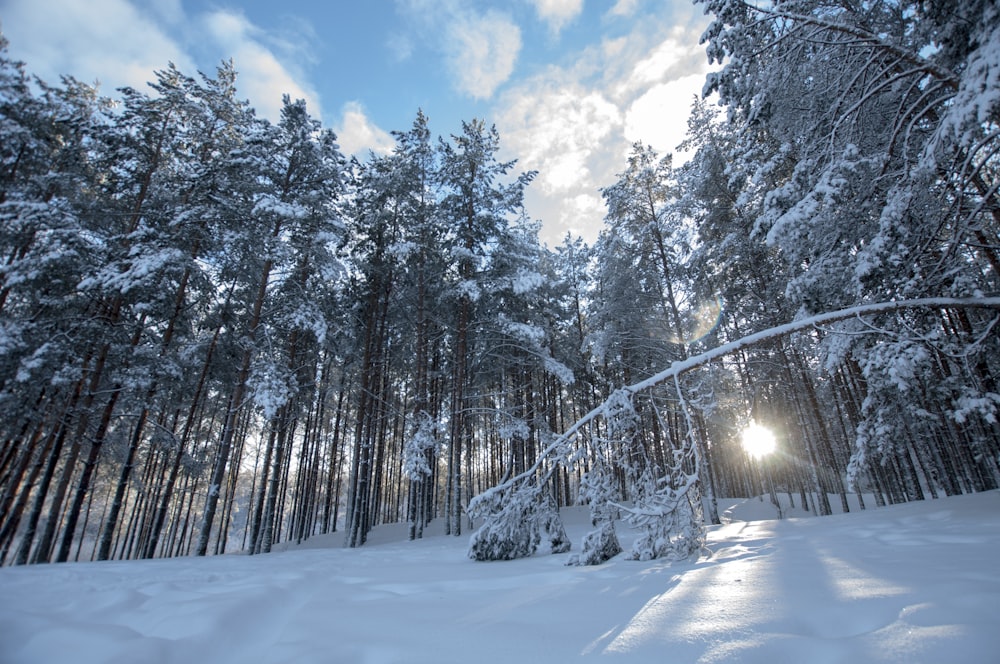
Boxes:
[2,491,999,663]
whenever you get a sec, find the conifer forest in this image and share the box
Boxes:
[1,0,998,566]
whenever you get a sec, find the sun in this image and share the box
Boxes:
[741,422,776,459]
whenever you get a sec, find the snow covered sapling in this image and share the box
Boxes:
[566,454,622,569]
[620,460,705,562]
[617,379,706,562]
[404,412,440,540]
[541,498,572,554]
[567,392,635,566]
[568,521,622,567]
[467,483,540,561]
[403,412,438,481]
[467,480,569,561]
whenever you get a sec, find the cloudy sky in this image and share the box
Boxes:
[0,0,714,244]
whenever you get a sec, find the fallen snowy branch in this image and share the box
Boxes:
[467,296,1000,560]
[478,297,1000,496]
[627,296,1000,393]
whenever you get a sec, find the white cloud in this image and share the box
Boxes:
[624,73,707,156]
[525,187,607,247]
[201,10,322,122]
[135,0,185,26]
[498,77,627,244]
[500,83,621,195]
[608,0,641,18]
[1,0,324,126]
[617,25,714,159]
[623,28,703,92]
[0,0,194,93]
[602,37,630,60]
[446,10,521,99]
[495,15,713,245]
[335,102,396,157]
[396,0,521,99]
[528,0,584,34]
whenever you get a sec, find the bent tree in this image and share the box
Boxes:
[467,297,1000,564]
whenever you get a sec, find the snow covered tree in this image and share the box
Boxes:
[89,62,261,561]
[342,143,411,549]
[621,378,706,562]
[467,479,569,561]
[590,143,722,524]
[403,412,439,539]
[436,119,536,536]
[568,446,622,565]
[697,0,1000,501]
[390,111,446,541]
[0,41,113,564]
[242,97,346,555]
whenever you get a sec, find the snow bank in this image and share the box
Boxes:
[1,492,998,663]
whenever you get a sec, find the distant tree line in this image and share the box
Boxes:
[1,0,998,565]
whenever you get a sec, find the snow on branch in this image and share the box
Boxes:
[627,297,1000,394]
[744,4,961,89]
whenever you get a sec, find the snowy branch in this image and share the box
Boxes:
[743,3,961,89]
[471,296,1000,505]
[626,297,1000,394]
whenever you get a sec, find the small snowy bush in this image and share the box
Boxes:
[539,498,571,554]
[622,482,705,562]
[567,522,622,566]
[467,483,569,561]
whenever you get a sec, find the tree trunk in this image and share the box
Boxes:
[143,315,223,559]
[195,243,275,556]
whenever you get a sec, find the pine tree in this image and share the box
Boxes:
[436,119,535,536]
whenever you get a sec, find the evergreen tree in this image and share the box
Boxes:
[436,119,535,536]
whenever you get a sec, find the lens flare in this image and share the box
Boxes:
[741,422,776,459]
[667,295,724,346]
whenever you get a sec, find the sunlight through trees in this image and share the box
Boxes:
[1,0,998,565]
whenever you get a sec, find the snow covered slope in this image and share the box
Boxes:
[1,491,998,663]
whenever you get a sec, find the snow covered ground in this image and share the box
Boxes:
[2,491,998,663]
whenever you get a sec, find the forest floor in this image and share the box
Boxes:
[1,490,998,663]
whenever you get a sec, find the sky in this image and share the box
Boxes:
[0,0,715,245]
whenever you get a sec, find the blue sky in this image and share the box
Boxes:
[0,0,713,244]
